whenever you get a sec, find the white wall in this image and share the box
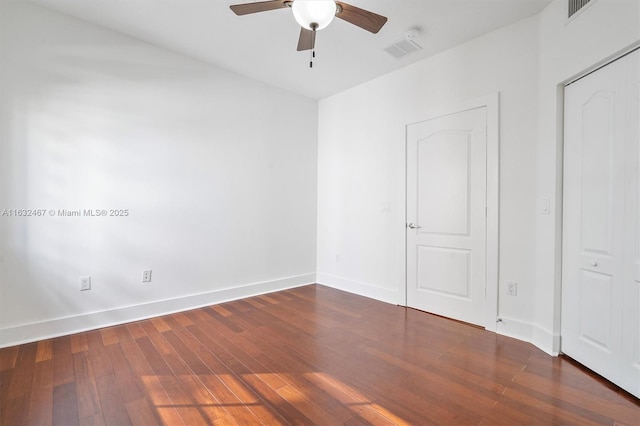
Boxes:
[0,1,318,347]
[317,0,639,354]
[317,16,541,320]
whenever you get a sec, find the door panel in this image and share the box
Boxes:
[578,270,613,352]
[418,130,470,236]
[417,246,470,298]
[580,91,615,256]
[407,107,486,326]
[563,49,639,398]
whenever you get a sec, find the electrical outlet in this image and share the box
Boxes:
[80,276,91,291]
[142,269,152,282]
[507,281,518,296]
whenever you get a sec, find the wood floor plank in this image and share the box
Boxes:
[6,343,38,401]
[70,334,89,354]
[2,284,638,426]
[105,343,145,403]
[2,395,30,426]
[52,381,80,426]
[171,312,194,327]
[85,331,113,380]
[99,327,119,347]
[72,351,103,422]
[150,317,172,333]
[174,374,229,424]
[95,373,132,426]
[137,374,171,407]
[0,345,20,372]
[155,375,209,425]
[135,336,173,376]
[243,296,266,309]
[78,412,105,426]
[210,304,234,318]
[125,322,147,340]
[256,294,280,305]
[139,322,191,376]
[203,306,243,333]
[26,358,54,426]
[35,340,53,363]
[125,397,160,426]
[161,330,211,375]
[196,374,257,425]
[0,369,14,422]
[113,325,154,377]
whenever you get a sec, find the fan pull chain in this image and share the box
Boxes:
[310,26,317,68]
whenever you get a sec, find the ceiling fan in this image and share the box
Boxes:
[230,0,387,65]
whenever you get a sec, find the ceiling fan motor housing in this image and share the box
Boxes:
[291,0,337,31]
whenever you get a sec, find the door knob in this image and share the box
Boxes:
[407,223,421,229]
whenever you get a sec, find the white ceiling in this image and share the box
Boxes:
[28,0,552,99]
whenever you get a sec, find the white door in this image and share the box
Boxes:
[406,107,487,326]
[621,51,640,398]
[562,49,639,398]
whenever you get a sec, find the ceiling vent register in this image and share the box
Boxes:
[384,27,423,59]
[383,39,422,58]
[568,0,592,18]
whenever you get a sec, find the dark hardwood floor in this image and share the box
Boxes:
[0,284,638,425]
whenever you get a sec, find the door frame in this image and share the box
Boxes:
[402,93,500,332]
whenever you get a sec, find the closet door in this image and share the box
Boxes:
[621,50,639,397]
[562,49,639,398]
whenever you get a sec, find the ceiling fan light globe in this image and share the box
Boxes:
[292,0,336,31]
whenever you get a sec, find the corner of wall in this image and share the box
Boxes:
[497,316,561,355]
[316,274,400,306]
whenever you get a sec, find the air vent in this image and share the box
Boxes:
[568,0,592,18]
[384,39,422,59]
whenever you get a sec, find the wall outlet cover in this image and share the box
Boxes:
[80,276,91,291]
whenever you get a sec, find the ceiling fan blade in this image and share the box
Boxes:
[297,28,315,51]
[230,0,289,16]
[335,2,387,34]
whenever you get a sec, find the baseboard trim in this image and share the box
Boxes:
[318,275,562,356]
[316,273,399,305]
[0,273,316,348]
[497,316,560,355]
